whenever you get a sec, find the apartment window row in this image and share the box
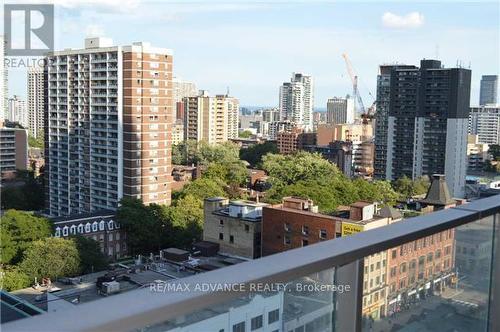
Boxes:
[283,223,328,240]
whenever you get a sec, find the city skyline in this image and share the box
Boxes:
[4,1,499,106]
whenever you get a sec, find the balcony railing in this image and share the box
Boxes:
[3,195,500,332]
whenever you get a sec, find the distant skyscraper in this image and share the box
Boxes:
[0,35,8,123]
[469,105,500,145]
[374,64,416,179]
[479,75,498,105]
[279,72,314,131]
[27,68,45,138]
[173,78,197,122]
[262,108,280,123]
[184,91,239,144]
[7,95,27,127]
[326,96,355,124]
[374,60,471,198]
[45,38,173,216]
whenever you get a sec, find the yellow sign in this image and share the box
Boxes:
[341,222,364,236]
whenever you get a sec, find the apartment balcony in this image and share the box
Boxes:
[3,196,500,332]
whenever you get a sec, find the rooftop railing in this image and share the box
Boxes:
[3,195,500,332]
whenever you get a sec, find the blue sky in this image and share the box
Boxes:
[6,0,500,107]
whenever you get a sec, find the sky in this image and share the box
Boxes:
[4,0,500,107]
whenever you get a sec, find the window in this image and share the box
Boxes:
[390,266,397,277]
[55,227,61,237]
[284,223,291,232]
[268,309,279,324]
[219,219,224,226]
[92,222,98,232]
[302,239,308,247]
[302,225,309,236]
[251,315,263,330]
[108,233,113,241]
[233,322,245,332]
[427,252,433,263]
[319,229,327,239]
[219,233,223,240]
[418,256,425,267]
[99,220,105,231]
[85,223,91,233]
[230,235,234,244]
[435,249,441,259]
[391,249,397,259]
[77,224,84,233]
[376,262,381,270]
[245,225,250,232]
[70,225,76,235]
[400,263,407,273]
[284,235,291,245]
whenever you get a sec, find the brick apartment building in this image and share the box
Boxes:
[52,211,127,259]
[45,37,173,216]
[276,127,316,154]
[385,175,457,315]
[261,197,341,256]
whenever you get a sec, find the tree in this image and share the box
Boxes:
[177,178,226,201]
[72,236,108,274]
[413,176,430,195]
[489,145,500,160]
[240,141,278,167]
[392,175,430,199]
[392,176,414,199]
[0,210,52,264]
[116,198,164,255]
[262,151,340,186]
[20,237,81,281]
[1,170,45,210]
[172,140,200,165]
[204,161,248,187]
[165,195,205,249]
[28,134,44,149]
[239,130,253,138]
[198,141,241,165]
[0,266,31,291]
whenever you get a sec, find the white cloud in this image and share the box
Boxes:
[85,24,105,37]
[382,12,425,29]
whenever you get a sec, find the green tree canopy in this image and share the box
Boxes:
[28,134,44,148]
[392,175,430,199]
[116,198,164,255]
[72,236,108,274]
[1,210,52,264]
[0,266,31,291]
[240,141,278,167]
[239,130,253,138]
[489,144,500,160]
[20,237,81,281]
[262,151,340,186]
[1,171,45,211]
[176,178,226,201]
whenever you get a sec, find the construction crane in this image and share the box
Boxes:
[342,53,376,177]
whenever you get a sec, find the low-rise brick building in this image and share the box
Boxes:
[261,197,341,256]
[52,211,127,259]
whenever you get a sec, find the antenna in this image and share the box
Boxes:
[435,44,440,59]
[226,86,230,97]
